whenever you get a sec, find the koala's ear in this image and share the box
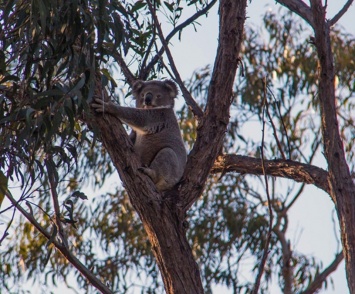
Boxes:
[132,80,145,98]
[164,80,178,98]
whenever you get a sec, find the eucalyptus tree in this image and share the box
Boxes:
[1,0,354,293]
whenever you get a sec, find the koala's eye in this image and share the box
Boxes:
[157,94,161,99]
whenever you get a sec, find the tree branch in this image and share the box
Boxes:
[301,252,344,294]
[146,0,204,118]
[92,77,158,202]
[5,190,113,294]
[180,0,248,213]
[45,158,69,249]
[211,154,331,198]
[274,225,293,294]
[329,0,354,26]
[275,0,315,28]
[0,206,16,246]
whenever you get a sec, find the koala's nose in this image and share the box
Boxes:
[145,92,153,105]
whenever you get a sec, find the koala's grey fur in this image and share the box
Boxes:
[92,79,187,192]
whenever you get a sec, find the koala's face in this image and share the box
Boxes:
[132,80,178,109]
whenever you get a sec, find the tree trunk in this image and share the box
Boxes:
[135,199,203,294]
[94,113,203,294]
[310,1,355,292]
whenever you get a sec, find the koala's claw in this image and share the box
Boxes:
[91,98,106,113]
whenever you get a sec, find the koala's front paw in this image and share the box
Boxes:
[91,98,107,113]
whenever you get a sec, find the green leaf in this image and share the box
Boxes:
[25,107,35,125]
[131,1,146,13]
[69,75,86,95]
[0,170,8,208]
[72,190,88,200]
[164,1,174,12]
[4,0,16,23]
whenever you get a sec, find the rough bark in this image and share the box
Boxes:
[180,0,248,213]
[94,0,355,292]
[309,1,355,292]
[275,0,315,27]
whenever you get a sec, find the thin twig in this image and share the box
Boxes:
[26,200,54,220]
[0,206,16,246]
[264,80,286,160]
[5,191,51,238]
[146,0,204,118]
[0,203,15,214]
[284,182,305,213]
[45,158,69,249]
[329,0,354,26]
[252,78,274,294]
[267,86,291,159]
[139,10,157,77]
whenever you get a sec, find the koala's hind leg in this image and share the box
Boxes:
[139,148,183,192]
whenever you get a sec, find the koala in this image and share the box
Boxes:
[92,79,187,192]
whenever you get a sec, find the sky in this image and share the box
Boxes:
[2,1,355,293]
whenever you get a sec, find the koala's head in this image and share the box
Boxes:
[132,80,178,109]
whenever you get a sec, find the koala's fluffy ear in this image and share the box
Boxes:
[132,80,145,98]
[164,80,178,98]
